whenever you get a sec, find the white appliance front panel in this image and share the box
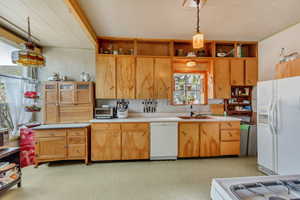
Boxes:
[150,122,178,159]
[276,76,300,175]
[257,80,276,172]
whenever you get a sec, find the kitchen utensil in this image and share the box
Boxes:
[80,72,91,82]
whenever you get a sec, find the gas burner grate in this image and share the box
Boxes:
[230,179,300,200]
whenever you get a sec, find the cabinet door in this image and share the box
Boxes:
[76,82,93,104]
[117,56,135,99]
[59,82,75,104]
[96,55,116,98]
[178,123,200,158]
[136,57,154,99]
[121,124,149,160]
[35,137,66,160]
[44,82,58,104]
[91,124,121,161]
[245,59,258,86]
[59,104,92,123]
[214,59,231,99]
[230,59,244,86]
[43,104,59,124]
[200,123,220,157]
[154,58,172,99]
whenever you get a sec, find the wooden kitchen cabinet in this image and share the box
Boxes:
[43,81,94,124]
[154,58,172,99]
[230,59,245,86]
[91,124,122,161]
[136,57,154,99]
[34,127,89,166]
[214,59,231,99]
[245,59,258,86]
[121,123,150,160]
[117,56,136,99]
[200,122,220,157]
[96,55,116,99]
[178,123,200,158]
[220,122,241,156]
[35,136,66,160]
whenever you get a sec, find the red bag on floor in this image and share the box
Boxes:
[20,128,35,168]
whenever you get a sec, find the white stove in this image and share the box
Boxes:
[211,175,300,200]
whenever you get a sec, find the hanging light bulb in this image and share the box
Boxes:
[193,0,204,49]
[11,17,46,67]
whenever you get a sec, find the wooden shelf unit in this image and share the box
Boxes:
[225,86,253,116]
[97,37,257,58]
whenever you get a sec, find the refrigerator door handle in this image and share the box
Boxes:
[275,98,280,134]
[269,97,275,135]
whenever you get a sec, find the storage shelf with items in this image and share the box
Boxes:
[173,40,214,57]
[236,42,257,58]
[98,37,135,55]
[0,148,21,194]
[225,86,253,116]
[215,41,235,57]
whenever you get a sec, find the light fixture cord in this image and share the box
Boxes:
[27,17,32,42]
[196,0,200,33]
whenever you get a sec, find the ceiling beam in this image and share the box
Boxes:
[0,26,42,53]
[64,0,98,49]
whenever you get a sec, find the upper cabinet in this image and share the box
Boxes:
[230,59,245,86]
[245,59,258,86]
[154,58,172,99]
[276,58,300,79]
[96,55,116,99]
[214,59,231,99]
[116,56,136,99]
[95,37,258,101]
[136,57,154,99]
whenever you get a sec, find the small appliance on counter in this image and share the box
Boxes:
[95,105,114,119]
[0,128,9,146]
[116,100,129,119]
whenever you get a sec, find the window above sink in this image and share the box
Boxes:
[173,73,207,105]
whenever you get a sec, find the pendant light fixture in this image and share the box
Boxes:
[11,17,46,67]
[192,0,204,49]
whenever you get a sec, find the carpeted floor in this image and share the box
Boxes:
[2,157,262,200]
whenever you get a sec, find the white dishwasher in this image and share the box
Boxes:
[150,122,178,160]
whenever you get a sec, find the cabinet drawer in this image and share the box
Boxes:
[35,129,66,137]
[92,123,121,130]
[221,130,240,141]
[68,144,86,158]
[122,123,149,131]
[68,136,85,144]
[220,121,240,130]
[220,141,240,156]
[68,128,86,136]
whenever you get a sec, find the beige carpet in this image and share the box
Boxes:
[2,157,262,200]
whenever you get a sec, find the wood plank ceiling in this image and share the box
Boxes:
[0,0,94,49]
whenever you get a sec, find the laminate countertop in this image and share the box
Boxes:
[32,123,90,130]
[90,116,241,123]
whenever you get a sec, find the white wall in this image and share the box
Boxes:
[38,47,96,81]
[259,23,300,81]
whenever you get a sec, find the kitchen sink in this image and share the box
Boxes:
[178,116,213,120]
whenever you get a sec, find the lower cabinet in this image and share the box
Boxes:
[91,123,150,161]
[178,121,240,158]
[91,124,122,161]
[200,123,220,157]
[34,127,89,166]
[178,123,200,158]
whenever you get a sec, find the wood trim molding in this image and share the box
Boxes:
[64,0,98,49]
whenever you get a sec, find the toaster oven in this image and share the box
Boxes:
[95,107,113,119]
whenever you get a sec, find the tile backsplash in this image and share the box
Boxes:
[96,99,223,114]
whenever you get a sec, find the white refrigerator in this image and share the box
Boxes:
[257,76,300,175]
